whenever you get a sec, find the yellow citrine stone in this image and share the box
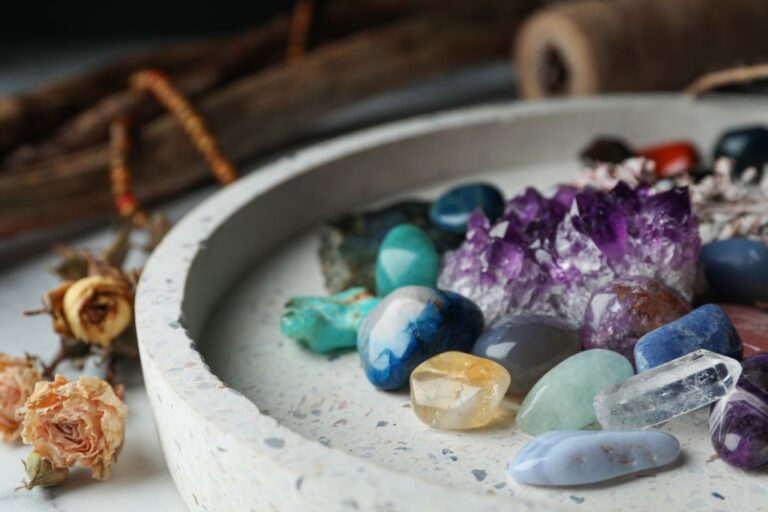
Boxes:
[410,351,511,430]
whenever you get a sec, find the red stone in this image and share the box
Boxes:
[721,304,768,357]
[639,141,699,178]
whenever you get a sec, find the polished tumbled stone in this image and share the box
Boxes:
[281,287,380,353]
[713,125,768,176]
[634,304,743,372]
[700,239,768,305]
[375,223,440,296]
[595,350,742,430]
[429,183,504,233]
[357,286,484,390]
[410,351,510,430]
[516,350,633,436]
[582,277,690,366]
[472,315,580,395]
[507,430,680,486]
[710,353,768,469]
[722,304,768,357]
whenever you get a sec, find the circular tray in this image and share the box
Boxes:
[136,96,768,512]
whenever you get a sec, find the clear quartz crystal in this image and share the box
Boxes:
[594,350,742,430]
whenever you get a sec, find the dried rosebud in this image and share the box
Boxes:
[43,281,75,339]
[62,276,134,347]
[20,375,127,480]
[0,355,42,442]
[19,451,68,490]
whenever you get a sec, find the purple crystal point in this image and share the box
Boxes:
[710,353,768,469]
[438,182,700,326]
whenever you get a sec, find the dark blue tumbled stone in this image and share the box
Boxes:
[713,126,768,176]
[700,238,768,305]
[429,183,504,233]
[356,286,484,390]
[634,304,743,372]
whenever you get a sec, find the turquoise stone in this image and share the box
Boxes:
[508,430,680,486]
[429,183,504,233]
[516,349,634,435]
[281,287,380,354]
[375,223,439,296]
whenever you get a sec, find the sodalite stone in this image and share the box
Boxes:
[429,183,504,233]
[508,430,680,486]
[634,304,743,372]
[472,315,580,395]
[595,350,742,430]
[516,349,633,435]
[357,286,484,390]
[700,239,768,305]
[281,288,380,353]
[582,277,690,366]
[710,353,768,468]
[375,224,440,296]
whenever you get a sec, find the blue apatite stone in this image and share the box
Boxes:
[713,125,768,176]
[357,286,484,390]
[429,183,504,233]
[634,304,743,372]
[507,430,680,486]
[700,238,768,304]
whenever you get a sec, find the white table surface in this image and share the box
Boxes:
[0,40,515,511]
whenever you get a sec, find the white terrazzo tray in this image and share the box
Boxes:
[136,96,768,512]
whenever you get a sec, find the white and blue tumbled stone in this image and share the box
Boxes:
[507,430,681,486]
[634,304,743,372]
[357,285,484,390]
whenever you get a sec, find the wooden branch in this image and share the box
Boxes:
[0,2,538,237]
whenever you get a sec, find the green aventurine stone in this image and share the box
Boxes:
[375,223,440,296]
[281,287,380,354]
[516,349,634,436]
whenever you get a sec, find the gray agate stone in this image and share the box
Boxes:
[472,315,580,395]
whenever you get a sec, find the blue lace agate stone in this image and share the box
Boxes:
[508,430,680,486]
[357,286,484,390]
[429,183,504,233]
[634,304,743,372]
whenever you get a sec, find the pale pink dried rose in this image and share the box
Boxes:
[0,355,42,442]
[20,375,127,480]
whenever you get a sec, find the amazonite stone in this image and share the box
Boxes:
[281,288,380,353]
[508,430,680,486]
[516,349,634,435]
[375,223,439,296]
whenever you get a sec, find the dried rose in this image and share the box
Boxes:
[20,375,127,480]
[19,450,69,490]
[62,276,134,347]
[0,354,42,442]
[43,281,75,339]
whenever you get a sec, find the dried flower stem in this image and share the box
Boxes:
[109,118,147,225]
[41,348,66,381]
[287,0,315,62]
[129,69,238,185]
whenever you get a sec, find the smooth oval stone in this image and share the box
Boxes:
[281,287,380,353]
[700,239,768,305]
[507,430,680,486]
[357,286,484,390]
[410,351,510,430]
[721,304,768,357]
[516,349,633,435]
[472,314,580,395]
[579,136,635,166]
[429,183,504,233]
[634,304,743,372]
[582,277,690,366]
[713,125,768,176]
[639,140,699,178]
[375,223,439,296]
[710,353,768,469]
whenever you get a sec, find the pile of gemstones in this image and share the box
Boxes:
[281,126,768,487]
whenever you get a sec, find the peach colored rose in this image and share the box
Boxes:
[20,375,127,480]
[61,276,134,347]
[43,281,75,339]
[0,355,42,442]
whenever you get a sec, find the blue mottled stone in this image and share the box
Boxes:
[357,286,484,390]
[429,183,504,233]
[507,430,680,486]
[634,304,743,372]
[700,238,768,305]
[713,125,768,176]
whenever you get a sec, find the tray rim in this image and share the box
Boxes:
[136,93,752,512]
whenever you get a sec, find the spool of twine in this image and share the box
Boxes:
[515,0,768,98]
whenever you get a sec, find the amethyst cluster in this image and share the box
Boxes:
[438,181,700,326]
